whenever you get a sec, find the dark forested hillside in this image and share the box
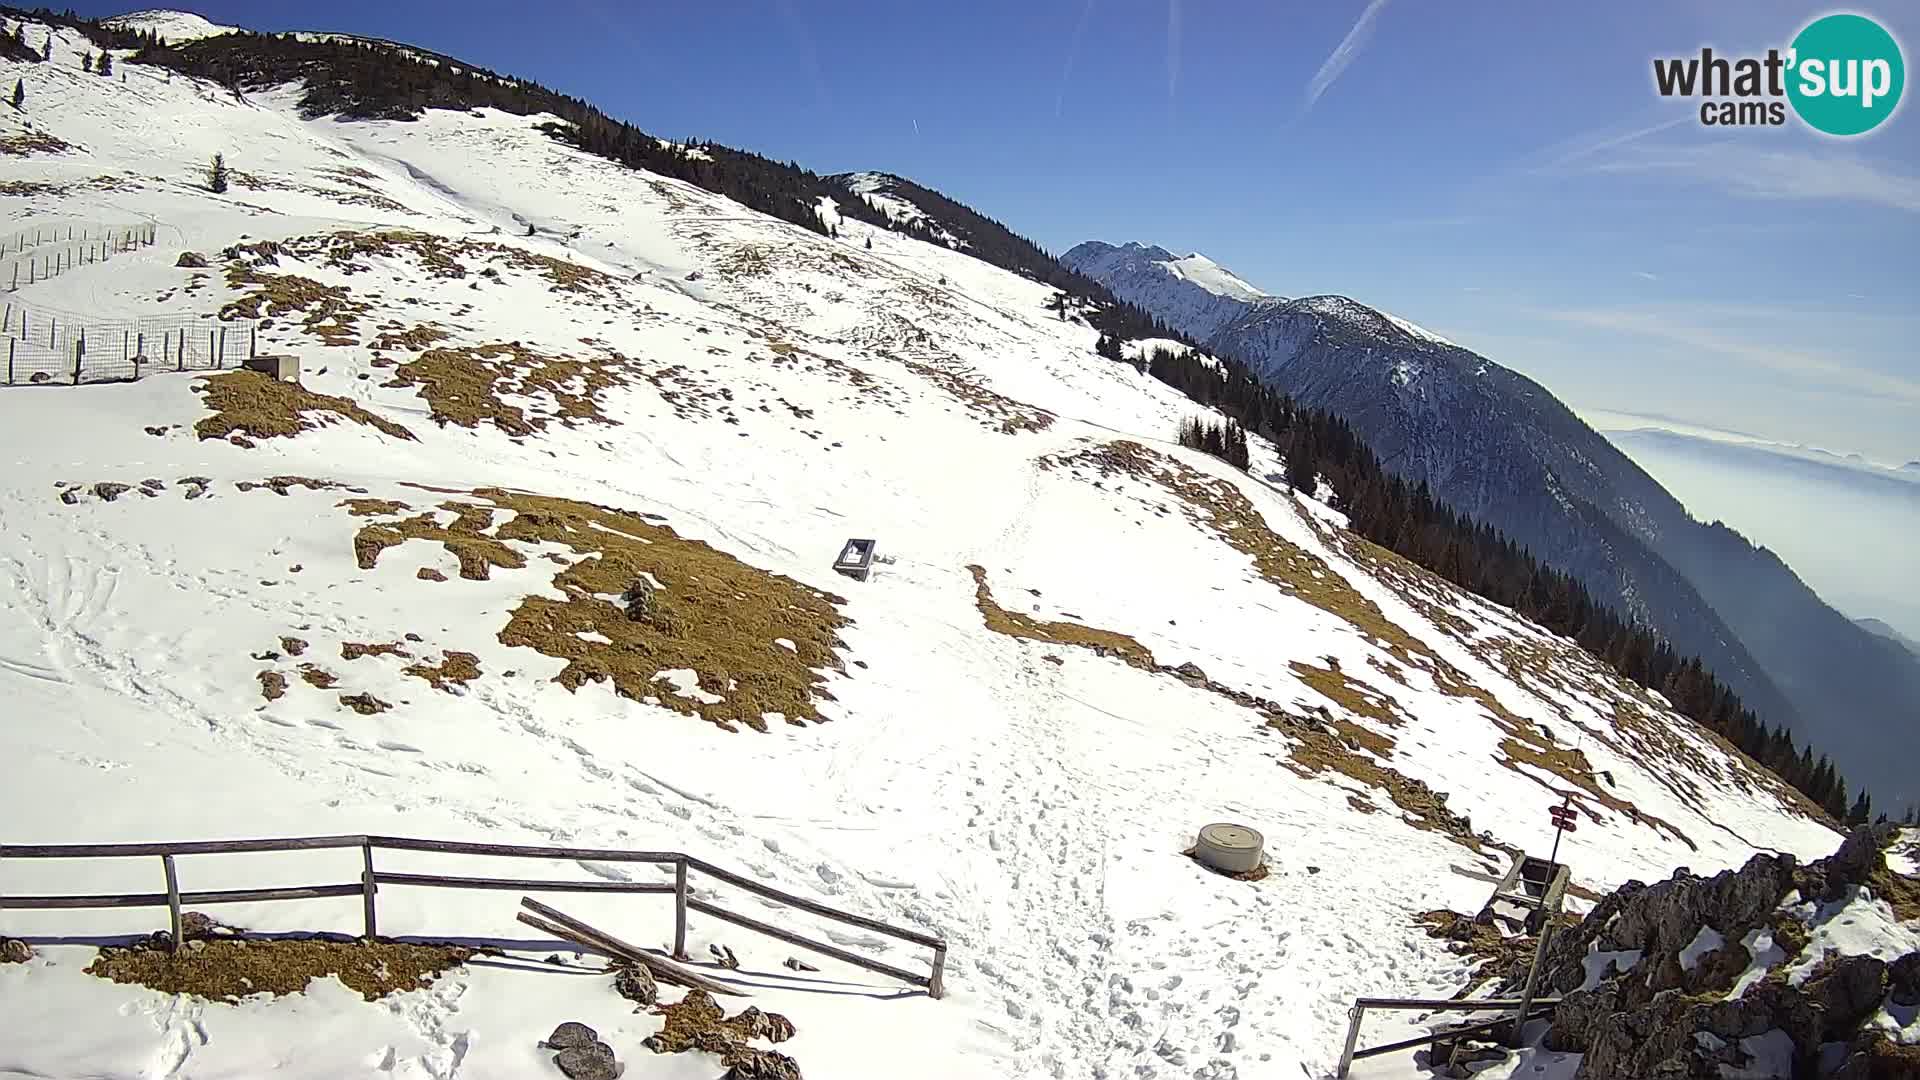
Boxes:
[1139,344,1873,824]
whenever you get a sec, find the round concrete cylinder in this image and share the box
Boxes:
[1194,822,1264,874]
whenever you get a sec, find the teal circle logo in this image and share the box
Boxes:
[1787,13,1904,135]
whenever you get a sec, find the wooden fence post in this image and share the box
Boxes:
[161,855,183,952]
[250,324,257,358]
[209,330,216,369]
[7,338,13,386]
[122,330,129,364]
[361,843,378,939]
[929,943,947,999]
[673,857,689,960]
[73,330,84,385]
[217,327,226,368]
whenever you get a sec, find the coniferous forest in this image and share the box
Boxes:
[8,3,1893,823]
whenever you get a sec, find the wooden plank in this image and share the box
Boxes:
[162,855,182,951]
[518,897,747,998]
[376,871,674,894]
[684,856,944,950]
[1352,996,1562,1011]
[2,883,363,910]
[0,836,368,859]
[1351,1007,1556,1062]
[687,896,930,991]
[515,911,748,1000]
[368,836,678,865]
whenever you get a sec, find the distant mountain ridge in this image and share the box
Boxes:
[1063,239,1920,810]
[1857,618,1920,659]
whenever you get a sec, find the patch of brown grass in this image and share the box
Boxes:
[371,323,450,352]
[297,665,339,689]
[340,692,391,715]
[353,506,526,581]
[416,567,447,582]
[643,989,798,1075]
[965,565,1155,669]
[220,263,368,347]
[340,498,411,517]
[891,351,1054,435]
[0,131,72,156]
[341,641,412,661]
[386,342,627,434]
[258,670,287,701]
[84,937,468,1003]
[1415,910,1557,995]
[279,637,308,657]
[194,371,414,444]
[404,651,481,692]
[1871,865,1920,922]
[1290,660,1411,733]
[0,180,66,197]
[349,488,851,733]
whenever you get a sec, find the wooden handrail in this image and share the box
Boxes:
[0,834,948,997]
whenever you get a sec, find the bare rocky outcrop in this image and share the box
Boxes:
[1523,826,1918,1079]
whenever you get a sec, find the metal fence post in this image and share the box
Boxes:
[250,324,257,358]
[161,855,183,952]
[673,857,689,960]
[7,338,13,385]
[361,843,378,939]
[209,330,216,369]
[217,327,226,367]
[73,331,84,385]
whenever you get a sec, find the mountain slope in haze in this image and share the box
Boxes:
[0,11,1852,1077]
[1857,618,1920,659]
[1064,239,1920,811]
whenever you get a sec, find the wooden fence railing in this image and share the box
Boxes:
[0,834,947,998]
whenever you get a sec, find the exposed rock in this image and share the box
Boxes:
[175,251,209,268]
[1798,823,1896,905]
[0,938,32,964]
[1173,660,1207,683]
[724,1048,803,1079]
[622,578,656,620]
[1890,951,1920,1007]
[552,1043,618,1080]
[92,482,132,502]
[339,692,391,715]
[1800,954,1888,1041]
[543,1021,600,1050]
[613,961,657,1007]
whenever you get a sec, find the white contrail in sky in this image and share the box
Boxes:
[1167,0,1183,101]
[1056,0,1097,119]
[1304,0,1391,110]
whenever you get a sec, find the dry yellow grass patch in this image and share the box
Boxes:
[386,342,629,434]
[371,323,450,352]
[1290,660,1412,732]
[341,641,412,661]
[85,937,469,1003]
[0,131,72,155]
[348,489,851,732]
[890,351,1055,435]
[965,565,1156,669]
[257,670,287,701]
[193,371,414,445]
[220,264,368,347]
[339,498,411,517]
[404,651,482,692]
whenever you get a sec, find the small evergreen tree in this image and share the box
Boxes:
[10,79,22,110]
[82,51,92,72]
[208,152,229,193]
[41,35,51,61]
[96,51,112,76]
[1847,791,1872,826]
[864,235,872,250]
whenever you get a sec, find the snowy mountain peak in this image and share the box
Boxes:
[1161,252,1268,302]
[1290,294,1460,350]
[101,9,238,42]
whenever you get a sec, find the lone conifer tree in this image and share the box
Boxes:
[41,36,51,61]
[82,52,92,72]
[11,79,22,110]
[96,52,112,76]
[208,152,229,193]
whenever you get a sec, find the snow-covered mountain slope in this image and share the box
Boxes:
[836,171,966,249]
[1062,240,1270,344]
[0,22,1858,1080]
[1065,239,1920,818]
[100,8,236,43]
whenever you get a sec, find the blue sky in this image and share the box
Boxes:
[77,1,1919,462]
